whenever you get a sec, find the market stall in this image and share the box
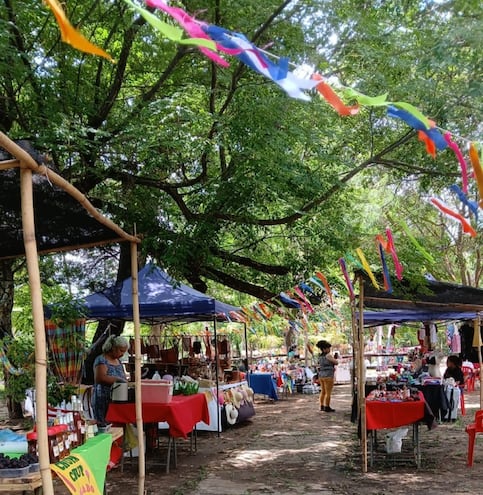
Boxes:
[0,133,142,495]
[354,272,483,472]
[365,390,428,468]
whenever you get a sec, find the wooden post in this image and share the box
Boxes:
[20,167,55,494]
[358,276,367,472]
[130,242,145,495]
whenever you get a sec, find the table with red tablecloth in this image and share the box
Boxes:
[366,392,426,430]
[106,394,209,438]
[365,392,426,467]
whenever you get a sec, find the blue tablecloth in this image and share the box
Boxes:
[248,373,279,400]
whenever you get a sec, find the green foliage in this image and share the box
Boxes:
[1,0,481,308]
[2,336,35,404]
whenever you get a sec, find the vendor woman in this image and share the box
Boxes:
[92,335,128,426]
[443,355,464,386]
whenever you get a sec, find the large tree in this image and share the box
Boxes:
[0,0,481,320]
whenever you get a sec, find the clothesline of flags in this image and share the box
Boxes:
[43,0,483,235]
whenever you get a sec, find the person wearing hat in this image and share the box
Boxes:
[316,340,338,412]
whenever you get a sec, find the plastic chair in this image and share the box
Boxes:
[463,366,475,392]
[466,410,483,466]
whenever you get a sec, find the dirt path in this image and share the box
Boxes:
[102,384,483,495]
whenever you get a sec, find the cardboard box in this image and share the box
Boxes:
[141,380,173,403]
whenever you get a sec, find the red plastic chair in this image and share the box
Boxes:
[463,366,475,392]
[466,410,483,466]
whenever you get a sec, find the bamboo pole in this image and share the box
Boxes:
[130,242,145,495]
[358,276,367,472]
[20,167,54,495]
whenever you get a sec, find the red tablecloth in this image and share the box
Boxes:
[366,392,425,430]
[106,394,209,439]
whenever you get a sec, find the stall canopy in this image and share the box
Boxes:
[0,155,130,260]
[360,274,483,313]
[357,274,483,326]
[83,263,240,322]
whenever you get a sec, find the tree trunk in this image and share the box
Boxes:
[81,243,141,384]
[0,260,14,338]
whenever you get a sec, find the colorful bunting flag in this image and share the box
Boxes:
[312,74,360,116]
[355,248,380,289]
[396,220,436,264]
[338,258,355,300]
[449,184,479,218]
[376,242,393,293]
[430,197,477,237]
[44,0,115,62]
[444,133,469,194]
[146,0,229,67]
[202,25,318,101]
[469,143,483,208]
[315,271,334,305]
[385,228,404,281]
[387,106,447,150]
[124,0,217,50]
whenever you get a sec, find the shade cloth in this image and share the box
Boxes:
[247,373,279,400]
[366,392,425,430]
[81,263,239,322]
[106,394,209,438]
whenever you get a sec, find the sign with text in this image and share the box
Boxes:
[51,434,112,495]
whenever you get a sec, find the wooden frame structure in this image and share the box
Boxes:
[0,132,146,495]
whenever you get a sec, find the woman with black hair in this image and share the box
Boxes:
[316,340,338,412]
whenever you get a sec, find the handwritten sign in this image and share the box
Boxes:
[51,453,101,495]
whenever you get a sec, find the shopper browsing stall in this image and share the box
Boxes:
[92,335,128,426]
[316,340,338,412]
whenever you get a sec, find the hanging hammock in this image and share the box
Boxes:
[45,319,86,384]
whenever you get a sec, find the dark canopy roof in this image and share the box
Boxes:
[0,138,136,260]
[83,263,240,322]
[359,273,483,313]
[360,309,479,327]
[356,271,483,326]
[0,167,127,260]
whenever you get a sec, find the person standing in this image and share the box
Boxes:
[316,340,338,412]
[92,335,128,426]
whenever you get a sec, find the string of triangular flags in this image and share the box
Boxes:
[43,0,482,236]
[228,220,446,332]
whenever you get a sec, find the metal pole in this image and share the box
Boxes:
[130,241,145,495]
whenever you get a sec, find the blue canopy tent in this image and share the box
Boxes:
[83,263,240,323]
[83,263,243,436]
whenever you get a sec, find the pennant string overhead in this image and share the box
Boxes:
[146,0,230,67]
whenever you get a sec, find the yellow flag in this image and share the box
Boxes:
[356,248,380,289]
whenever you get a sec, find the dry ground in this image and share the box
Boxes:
[3,384,483,494]
[106,384,483,495]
